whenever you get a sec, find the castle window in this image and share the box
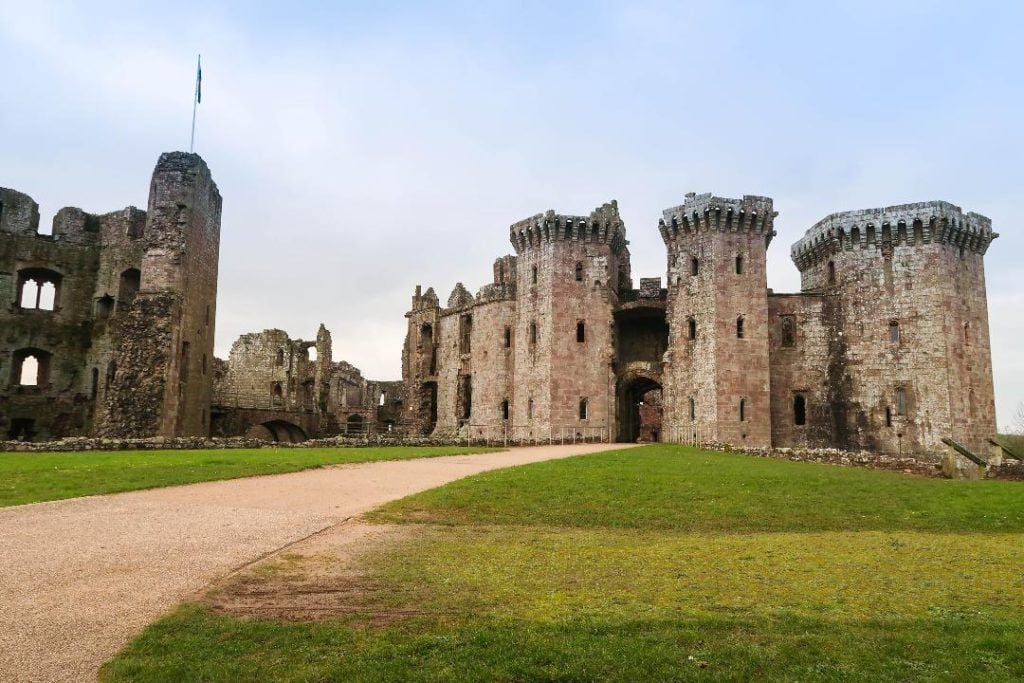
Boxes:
[885,406,893,427]
[16,268,62,311]
[780,315,795,347]
[579,398,589,420]
[739,398,747,422]
[528,397,534,419]
[276,349,285,366]
[459,314,472,354]
[501,399,510,421]
[530,321,537,345]
[895,387,906,416]
[690,256,699,276]
[574,262,584,281]
[531,265,538,285]
[687,317,697,340]
[460,374,472,420]
[179,341,190,384]
[95,295,115,319]
[12,348,51,386]
[118,268,141,307]
[689,397,696,421]
[827,260,836,286]
[504,326,512,348]
[105,360,116,390]
[735,255,744,275]
[576,321,586,343]
[793,394,807,426]
[90,368,99,400]
[272,382,283,405]
[420,323,433,348]
[736,317,745,339]
[964,322,970,345]
[308,346,318,362]
[889,321,901,345]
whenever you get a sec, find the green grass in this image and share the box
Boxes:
[0,446,497,507]
[103,445,1024,681]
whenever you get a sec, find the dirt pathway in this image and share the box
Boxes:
[0,443,631,682]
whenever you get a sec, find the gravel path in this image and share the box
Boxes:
[0,443,631,682]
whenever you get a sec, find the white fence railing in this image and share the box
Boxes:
[457,424,612,447]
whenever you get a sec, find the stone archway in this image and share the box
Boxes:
[246,420,308,444]
[617,373,663,443]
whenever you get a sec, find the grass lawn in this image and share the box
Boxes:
[0,446,497,507]
[103,445,1024,682]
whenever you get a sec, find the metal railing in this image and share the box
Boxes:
[457,424,612,447]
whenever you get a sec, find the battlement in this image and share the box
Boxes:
[791,200,998,269]
[509,200,627,254]
[659,192,777,245]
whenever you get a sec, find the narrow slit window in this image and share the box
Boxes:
[690,256,699,276]
[739,398,747,422]
[827,260,836,285]
[530,322,537,345]
[501,399,510,421]
[687,318,697,340]
[531,265,538,285]
[895,387,906,416]
[736,317,745,339]
[504,326,512,348]
[793,394,806,426]
[689,397,696,421]
[574,261,584,281]
[579,398,588,420]
[735,255,744,274]
[576,321,585,343]
[889,321,901,345]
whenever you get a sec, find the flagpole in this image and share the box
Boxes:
[190,54,201,152]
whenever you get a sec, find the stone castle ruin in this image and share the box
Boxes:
[0,152,400,443]
[404,192,998,456]
[0,152,1000,457]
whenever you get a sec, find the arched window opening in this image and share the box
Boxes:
[276,349,285,366]
[889,321,901,345]
[793,394,807,426]
[307,346,318,362]
[781,315,795,347]
[118,268,141,307]
[272,382,283,405]
[574,261,584,281]
[576,321,586,343]
[579,398,589,420]
[827,260,836,286]
[736,317,745,339]
[501,399,510,421]
[735,255,744,275]
[11,348,52,387]
[95,295,115,319]
[690,256,699,276]
[895,387,907,416]
[739,398,747,422]
[687,317,697,340]
[16,269,62,311]
[346,413,364,435]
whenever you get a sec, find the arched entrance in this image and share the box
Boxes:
[346,413,365,435]
[617,375,663,443]
[246,420,307,443]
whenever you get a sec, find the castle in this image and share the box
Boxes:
[403,192,998,456]
[0,153,1000,456]
[1,152,397,443]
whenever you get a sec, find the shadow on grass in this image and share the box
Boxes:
[102,604,1024,682]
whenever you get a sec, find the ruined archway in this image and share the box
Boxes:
[617,374,663,443]
[246,420,307,444]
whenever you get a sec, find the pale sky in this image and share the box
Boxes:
[1,1,1021,429]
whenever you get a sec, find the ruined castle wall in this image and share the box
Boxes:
[465,298,514,435]
[767,293,833,448]
[98,152,221,438]
[431,307,464,435]
[1,190,103,439]
[792,203,997,455]
[511,244,553,436]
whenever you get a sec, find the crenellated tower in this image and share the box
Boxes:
[660,192,776,447]
[790,201,998,454]
[508,201,628,437]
